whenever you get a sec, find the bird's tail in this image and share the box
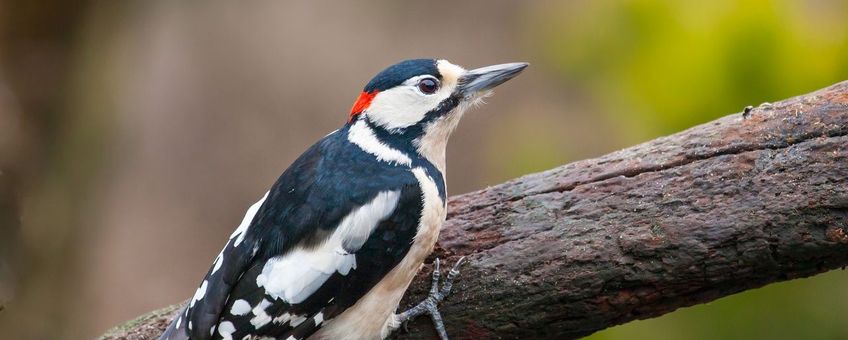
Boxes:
[159,305,190,340]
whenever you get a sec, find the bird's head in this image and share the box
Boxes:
[347,59,527,171]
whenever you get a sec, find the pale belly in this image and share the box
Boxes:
[311,167,445,340]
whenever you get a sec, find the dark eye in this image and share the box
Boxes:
[417,78,439,94]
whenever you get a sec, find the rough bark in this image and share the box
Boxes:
[102,81,848,339]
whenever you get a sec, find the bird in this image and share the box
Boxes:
[160,58,527,340]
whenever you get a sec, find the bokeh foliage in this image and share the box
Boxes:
[535,0,848,140]
[529,1,848,338]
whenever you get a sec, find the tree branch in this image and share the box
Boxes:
[101,81,848,339]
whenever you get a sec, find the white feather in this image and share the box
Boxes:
[230,299,251,316]
[290,314,307,327]
[348,120,412,166]
[210,192,268,276]
[256,190,401,304]
[250,299,273,329]
[217,321,235,340]
[231,191,269,247]
[273,312,292,325]
[190,280,208,307]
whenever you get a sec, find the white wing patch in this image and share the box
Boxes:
[231,191,269,247]
[348,120,412,166]
[273,312,293,325]
[256,246,356,304]
[211,192,269,276]
[312,168,446,340]
[250,299,273,329]
[230,299,252,316]
[210,244,227,275]
[290,314,308,327]
[190,280,208,307]
[256,190,401,304]
[217,321,235,340]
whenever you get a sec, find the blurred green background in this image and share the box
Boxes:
[0,0,846,339]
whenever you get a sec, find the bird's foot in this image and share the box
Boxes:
[396,257,466,340]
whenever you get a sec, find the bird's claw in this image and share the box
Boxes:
[396,256,466,340]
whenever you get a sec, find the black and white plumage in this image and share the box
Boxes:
[160,59,527,340]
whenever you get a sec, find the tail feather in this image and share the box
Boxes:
[160,305,190,340]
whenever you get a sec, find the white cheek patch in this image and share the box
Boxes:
[364,61,464,131]
[366,86,446,130]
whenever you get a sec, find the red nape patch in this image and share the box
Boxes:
[349,90,378,122]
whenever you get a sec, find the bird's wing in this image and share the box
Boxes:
[213,182,423,340]
[161,132,425,340]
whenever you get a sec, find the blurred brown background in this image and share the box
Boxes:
[1,1,846,339]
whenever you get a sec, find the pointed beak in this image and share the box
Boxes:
[457,62,528,97]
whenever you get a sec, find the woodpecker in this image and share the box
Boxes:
[160,59,527,340]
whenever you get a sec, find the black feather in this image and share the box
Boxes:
[364,59,440,92]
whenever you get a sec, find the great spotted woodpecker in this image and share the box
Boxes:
[160,59,527,340]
